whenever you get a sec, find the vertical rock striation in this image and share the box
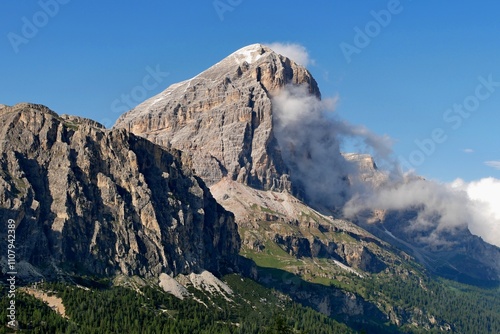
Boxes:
[0,103,240,279]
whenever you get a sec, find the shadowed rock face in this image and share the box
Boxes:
[0,103,240,280]
[114,44,320,191]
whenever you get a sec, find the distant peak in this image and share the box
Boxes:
[0,103,59,118]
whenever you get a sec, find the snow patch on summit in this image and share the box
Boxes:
[231,44,265,64]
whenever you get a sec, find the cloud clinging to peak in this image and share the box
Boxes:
[272,84,396,207]
[266,42,313,67]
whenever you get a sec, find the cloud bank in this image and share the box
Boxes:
[345,176,500,247]
[344,177,476,246]
[451,177,500,247]
[266,42,313,67]
[271,83,500,248]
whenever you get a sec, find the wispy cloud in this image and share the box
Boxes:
[265,42,313,67]
[463,148,474,154]
[485,161,500,170]
[272,84,395,207]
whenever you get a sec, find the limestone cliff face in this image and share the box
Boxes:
[114,44,320,191]
[0,103,240,279]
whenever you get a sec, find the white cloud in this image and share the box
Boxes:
[451,178,500,247]
[345,178,472,230]
[463,148,474,154]
[272,85,394,207]
[485,160,500,170]
[345,176,500,248]
[266,42,313,67]
[272,85,349,207]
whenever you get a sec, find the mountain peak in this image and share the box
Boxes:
[235,43,266,51]
[114,44,320,190]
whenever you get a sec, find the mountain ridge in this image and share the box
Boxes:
[0,103,240,280]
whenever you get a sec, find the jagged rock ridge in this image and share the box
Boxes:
[0,103,240,280]
[114,44,320,191]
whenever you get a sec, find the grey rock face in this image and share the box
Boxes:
[273,234,386,273]
[114,44,320,191]
[0,103,240,279]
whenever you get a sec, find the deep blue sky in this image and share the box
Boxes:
[2,1,500,183]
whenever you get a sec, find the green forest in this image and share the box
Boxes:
[0,275,353,334]
[0,273,498,333]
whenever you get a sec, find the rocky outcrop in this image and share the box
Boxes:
[211,179,390,274]
[0,103,240,279]
[342,153,385,185]
[243,262,388,326]
[114,44,320,191]
[336,243,386,273]
[272,234,386,273]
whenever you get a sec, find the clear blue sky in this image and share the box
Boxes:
[2,1,500,183]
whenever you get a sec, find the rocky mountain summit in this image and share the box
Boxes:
[114,44,319,192]
[115,44,500,285]
[0,103,240,280]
